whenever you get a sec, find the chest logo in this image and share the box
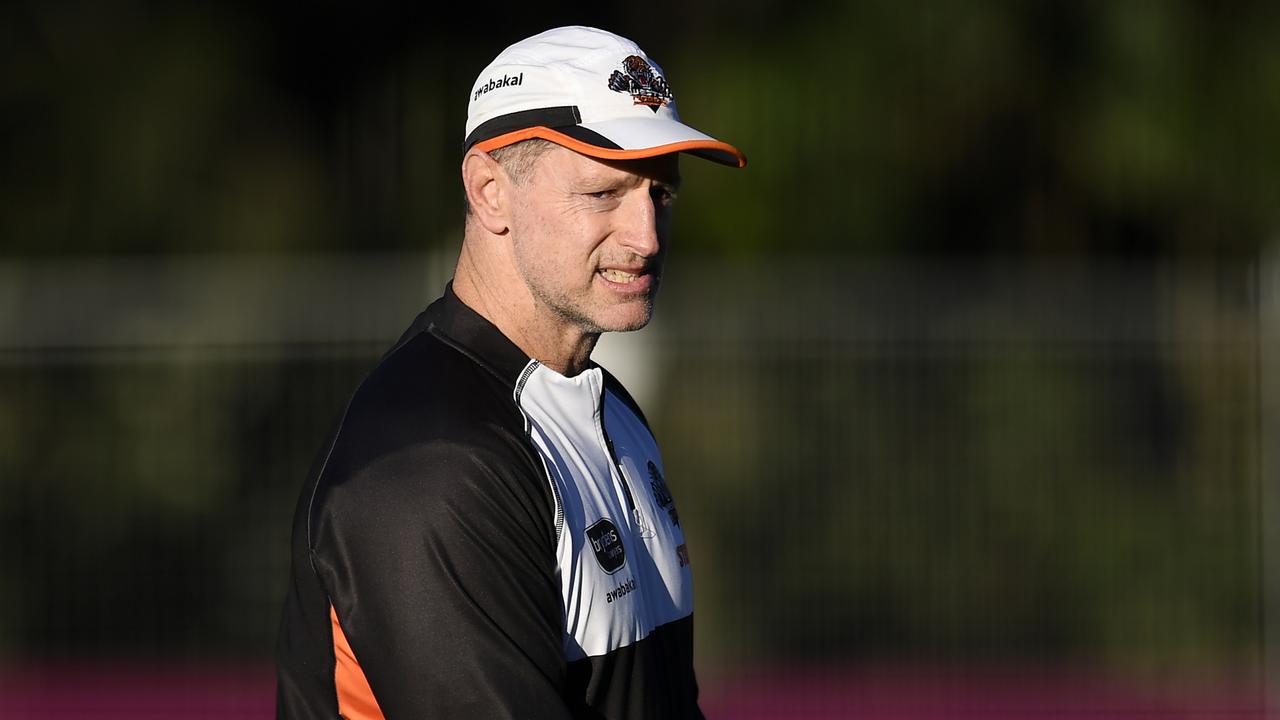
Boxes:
[585,519,627,574]
[647,460,679,527]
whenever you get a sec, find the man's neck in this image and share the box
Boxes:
[452,244,599,377]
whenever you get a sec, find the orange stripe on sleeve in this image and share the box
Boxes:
[330,603,386,720]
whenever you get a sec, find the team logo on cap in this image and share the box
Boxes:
[608,56,673,112]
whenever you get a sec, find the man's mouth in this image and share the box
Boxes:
[599,268,641,284]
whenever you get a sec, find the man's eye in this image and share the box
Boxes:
[651,187,677,207]
[586,190,615,199]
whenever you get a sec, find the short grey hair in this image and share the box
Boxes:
[464,139,558,217]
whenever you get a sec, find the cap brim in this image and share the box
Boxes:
[469,114,746,168]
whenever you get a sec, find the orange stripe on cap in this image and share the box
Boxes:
[473,126,747,168]
[331,604,385,720]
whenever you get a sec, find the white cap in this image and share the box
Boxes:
[463,26,746,168]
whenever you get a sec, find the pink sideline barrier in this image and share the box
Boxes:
[0,663,276,719]
[700,665,1267,719]
[0,662,1266,719]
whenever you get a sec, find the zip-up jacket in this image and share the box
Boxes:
[276,285,701,719]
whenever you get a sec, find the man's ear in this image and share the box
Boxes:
[462,149,510,235]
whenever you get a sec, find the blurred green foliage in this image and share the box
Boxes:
[3,1,1277,256]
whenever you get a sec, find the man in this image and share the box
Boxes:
[276,25,745,719]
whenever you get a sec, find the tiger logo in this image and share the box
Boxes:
[647,460,679,527]
[607,55,673,112]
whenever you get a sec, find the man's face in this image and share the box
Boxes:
[506,145,680,335]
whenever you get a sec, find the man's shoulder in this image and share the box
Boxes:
[353,324,522,440]
[303,325,548,526]
[326,327,533,480]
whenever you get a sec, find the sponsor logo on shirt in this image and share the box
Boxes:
[605,576,636,604]
[586,518,626,574]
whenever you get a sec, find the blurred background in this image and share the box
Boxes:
[2,1,1278,717]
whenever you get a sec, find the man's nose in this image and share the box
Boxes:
[617,187,662,258]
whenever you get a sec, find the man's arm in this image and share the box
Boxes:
[308,436,571,719]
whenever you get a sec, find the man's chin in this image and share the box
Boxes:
[595,300,656,333]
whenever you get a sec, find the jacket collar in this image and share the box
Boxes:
[419,282,533,385]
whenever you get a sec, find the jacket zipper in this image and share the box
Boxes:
[599,396,651,537]
[604,436,637,510]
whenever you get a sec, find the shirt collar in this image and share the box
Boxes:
[420,282,533,385]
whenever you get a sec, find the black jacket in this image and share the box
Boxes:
[276,286,701,719]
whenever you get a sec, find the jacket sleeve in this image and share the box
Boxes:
[308,433,571,719]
